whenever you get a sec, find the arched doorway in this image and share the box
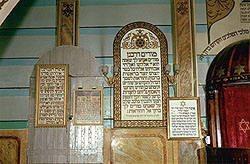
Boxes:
[206,40,250,148]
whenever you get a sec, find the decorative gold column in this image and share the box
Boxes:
[172,0,197,97]
[172,0,198,163]
[57,0,79,46]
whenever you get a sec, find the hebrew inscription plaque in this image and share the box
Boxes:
[167,97,201,139]
[35,64,68,127]
[73,89,102,125]
[113,22,168,127]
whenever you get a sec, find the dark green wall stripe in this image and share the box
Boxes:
[0,120,28,129]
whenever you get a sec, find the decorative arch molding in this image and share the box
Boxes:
[201,32,250,57]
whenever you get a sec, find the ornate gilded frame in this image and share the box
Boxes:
[73,89,103,125]
[167,97,201,140]
[113,22,168,128]
[0,136,21,164]
[35,64,68,128]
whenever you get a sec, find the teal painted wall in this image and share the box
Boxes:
[0,120,28,129]
[0,0,211,129]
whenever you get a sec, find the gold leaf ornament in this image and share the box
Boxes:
[207,0,235,29]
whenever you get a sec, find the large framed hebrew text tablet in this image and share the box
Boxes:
[35,64,68,127]
[167,97,201,139]
[113,22,168,128]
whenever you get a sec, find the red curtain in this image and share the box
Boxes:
[219,85,250,148]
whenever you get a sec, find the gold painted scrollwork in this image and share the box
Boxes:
[207,0,235,29]
[121,29,159,49]
[57,0,79,46]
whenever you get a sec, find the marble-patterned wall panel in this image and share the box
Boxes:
[179,140,203,164]
[110,128,167,164]
[69,125,103,163]
[28,128,68,163]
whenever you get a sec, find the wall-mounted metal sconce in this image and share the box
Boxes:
[165,64,180,84]
[100,65,119,86]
